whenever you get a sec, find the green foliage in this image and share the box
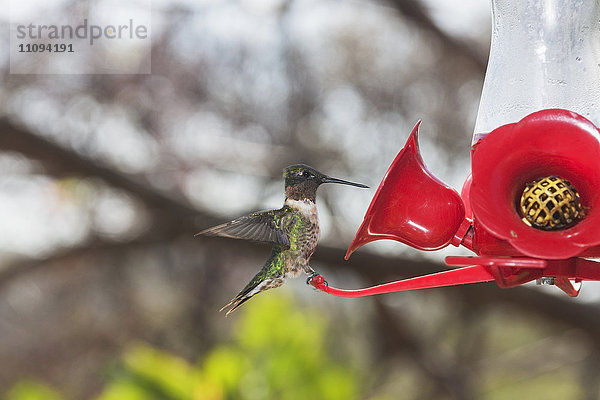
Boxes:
[4,293,589,400]
[94,292,360,400]
[5,380,62,400]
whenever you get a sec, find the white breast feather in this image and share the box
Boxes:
[285,199,318,220]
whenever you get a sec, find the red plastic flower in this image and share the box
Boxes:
[470,109,600,259]
[346,122,465,259]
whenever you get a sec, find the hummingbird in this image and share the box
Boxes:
[196,164,368,315]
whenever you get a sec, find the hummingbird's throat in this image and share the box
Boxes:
[285,180,319,202]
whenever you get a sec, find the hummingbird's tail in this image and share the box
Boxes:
[220,272,285,316]
[219,296,252,316]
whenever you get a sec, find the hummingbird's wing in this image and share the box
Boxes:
[196,207,296,247]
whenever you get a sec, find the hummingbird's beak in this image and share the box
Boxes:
[322,176,369,188]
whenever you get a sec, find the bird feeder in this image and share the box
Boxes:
[310,0,600,297]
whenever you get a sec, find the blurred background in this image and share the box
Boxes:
[2,0,600,399]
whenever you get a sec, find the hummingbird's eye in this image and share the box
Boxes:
[302,171,311,178]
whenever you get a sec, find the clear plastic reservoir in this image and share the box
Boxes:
[473,0,600,143]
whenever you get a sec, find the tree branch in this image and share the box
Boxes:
[384,0,487,72]
[0,118,200,219]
